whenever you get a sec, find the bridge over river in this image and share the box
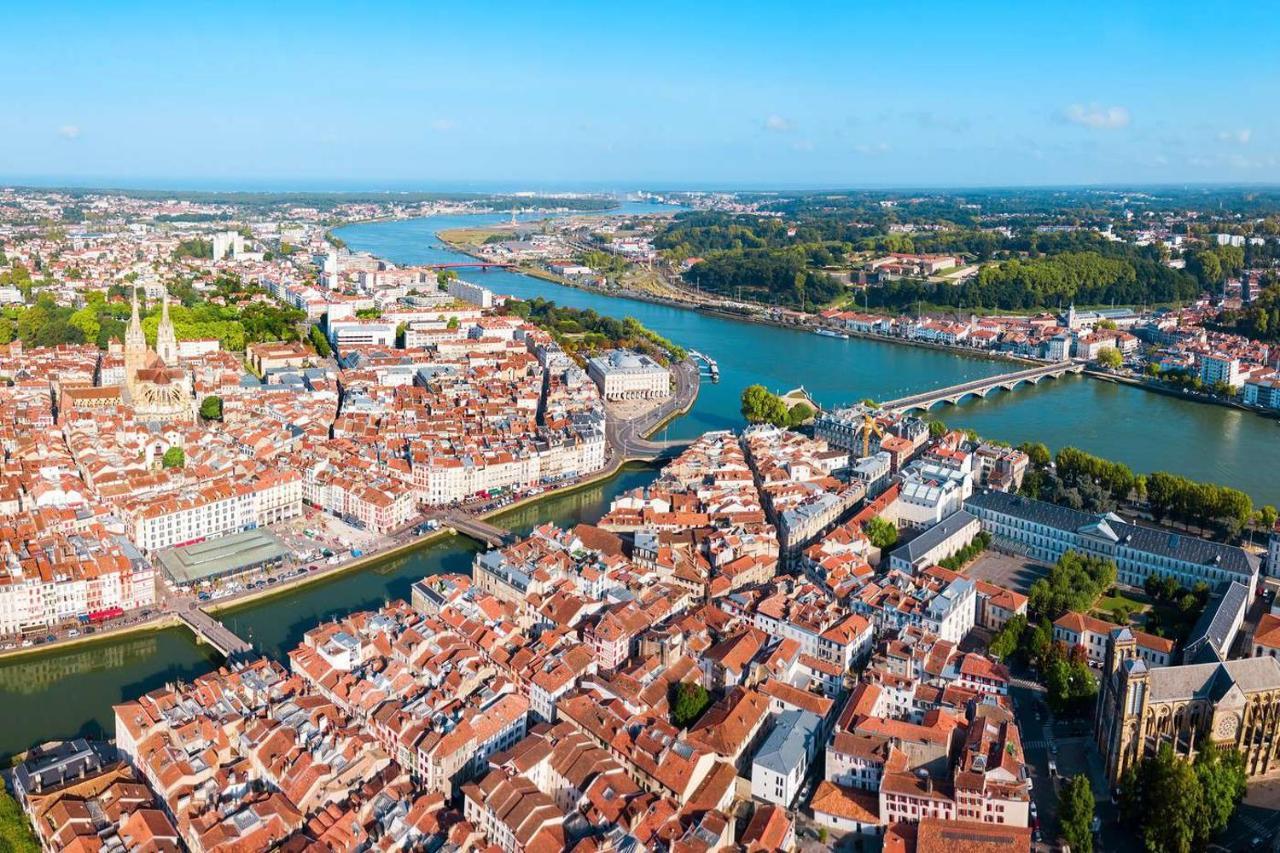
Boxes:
[882,360,1085,413]
[177,605,254,662]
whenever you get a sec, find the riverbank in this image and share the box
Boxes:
[438,234,1034,373]
[0,613,182,664]
[1085,368,1278,421]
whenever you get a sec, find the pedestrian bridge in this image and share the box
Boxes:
[179,607,254,662]
[882,360,1085,413]
[444,512,518,548]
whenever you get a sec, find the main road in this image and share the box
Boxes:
[605,357,699,461]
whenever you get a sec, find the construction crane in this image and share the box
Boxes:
[855,412,886,458]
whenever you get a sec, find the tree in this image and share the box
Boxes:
[864,516,898,550]
[1059,774,1095,853]
[740,384,790,427]
[199,395,223,420]
[988,613,1026,661]
[1018,441,1052,469]
[162,447,185,469]
[928,420,948,438]
[1028,550,1117,621]
[1096,347,1123,369]
[437,269,459,288]
[446,316,460,330]
[786,401,814,427]
[1195,746,1247,844]
[1120,741,1244,853]
[1255,504,1278,534]
[0,787,39,853]
[670,681,710,728]
[308,324,331,357]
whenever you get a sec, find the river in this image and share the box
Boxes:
[2,202,1277,761]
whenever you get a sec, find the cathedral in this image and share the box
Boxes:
[121,288,193,424]
[1095,627,1280,785]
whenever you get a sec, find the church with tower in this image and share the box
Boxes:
[1095,626,1280,785]
[121,287,193,423]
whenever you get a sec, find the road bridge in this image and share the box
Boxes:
[882,360,1085,413]
[178,606,254,662]
[425,262,514,271]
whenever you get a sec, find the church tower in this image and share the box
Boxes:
[156,290,179,365]
[124,286,146,390]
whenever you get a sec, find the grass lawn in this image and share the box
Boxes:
[1094,590,1148,621]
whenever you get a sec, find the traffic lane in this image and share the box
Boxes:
[1012,687,1058,848]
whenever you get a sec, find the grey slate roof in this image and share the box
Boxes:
[1146,655,1280,703]
[889,509,978,566]
[1183,580,1249,664]
[965,491,1255,577]
[753,709,820,775]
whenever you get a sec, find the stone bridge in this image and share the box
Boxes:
[882,360,1085,413]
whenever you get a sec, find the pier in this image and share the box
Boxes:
[882,360,1085,413]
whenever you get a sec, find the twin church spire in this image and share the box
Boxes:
[124,286,179,369]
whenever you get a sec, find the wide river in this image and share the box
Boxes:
[1,202,1275,760]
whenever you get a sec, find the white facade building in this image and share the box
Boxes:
[586,350,670,400]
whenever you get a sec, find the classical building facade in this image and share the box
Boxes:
[1095,627,1280,785]
[586,350,670,400]
[121,288,193,423]
[965,490,1258,595]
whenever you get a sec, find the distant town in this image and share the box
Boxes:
[2,184,1280,853]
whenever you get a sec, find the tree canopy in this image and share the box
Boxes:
[1120,742,1246,853]
[864,516,898,550]
[1028,550,1116,621]
[1058,774,1095,853]
[199,396,223,420]
[670,681,711,728]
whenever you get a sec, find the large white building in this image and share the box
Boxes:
[586,350,670,400]
[121,481,259,553]
[327,320,396,351]
[966,491,1258,593]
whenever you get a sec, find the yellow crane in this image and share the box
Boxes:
[855,412,885,458]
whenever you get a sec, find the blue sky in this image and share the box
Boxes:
[2,1,1277,189]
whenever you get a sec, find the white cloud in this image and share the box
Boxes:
[430,118,457,132]
[57,124,81,140]
[791,139,814,152]
[1062,104,1130,129]
[1217,128,1252,144]
[763,114,791,132]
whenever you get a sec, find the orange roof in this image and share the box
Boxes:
[916,818,1031,853]
[811,781,881,824]
[1256,613,1280,650]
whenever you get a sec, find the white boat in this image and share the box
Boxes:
[814,328,849,339]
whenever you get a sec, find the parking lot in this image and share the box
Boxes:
[966,549,1052,595]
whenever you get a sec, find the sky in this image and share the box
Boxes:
[2,1,1278,190]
